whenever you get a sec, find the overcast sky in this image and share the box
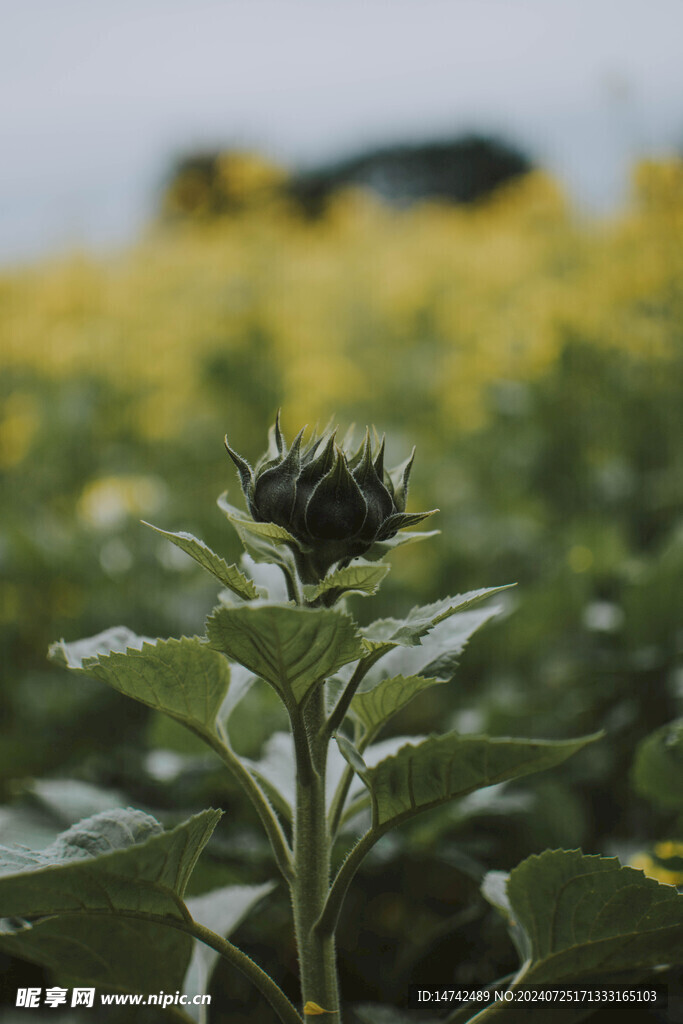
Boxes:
[1,0,682,263]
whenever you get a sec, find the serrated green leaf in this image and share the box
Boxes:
[632,718,683,810]
[338,607,496,699]
[206,605,364,707]
[143,522,259,600]
[49,626,150,667]
[344,732,601,830]
[363,587,513,648]
[355,639,398,675]
[0,807,220,920]
[350,674,443,735]
[487,848,683,985]
[50,632,231,741]
[305,560,390,602]
[0,809,220,1007]
[363,608,500,687]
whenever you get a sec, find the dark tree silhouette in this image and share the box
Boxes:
[287,134,533,216]
[160,135,533,221]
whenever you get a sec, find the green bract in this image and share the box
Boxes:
[225,414,435,581]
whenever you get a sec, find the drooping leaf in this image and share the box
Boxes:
[206,605,364,707]
[183,882,275,1016]
[0,807,220,920]
[143,522,260,600]
[483,849,683,985]
[632,718,683,811]
[304,560,390,603]
[50,632,231,741]
[350,674,443,736]
[363,587,513,648]
[339,732,601,830]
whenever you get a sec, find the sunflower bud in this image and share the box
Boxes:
[225,415,434,581]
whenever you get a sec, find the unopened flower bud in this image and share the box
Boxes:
[225,414,434,581]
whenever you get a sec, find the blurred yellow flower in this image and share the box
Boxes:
[631,842,683,887]
[0,156,680,447]
[77,475,167,530]
[0,392,40,468]
[568,545,594,573]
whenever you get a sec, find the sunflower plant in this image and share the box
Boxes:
[1,419,681,1023]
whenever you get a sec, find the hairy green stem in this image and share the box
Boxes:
[290,701,316,787]
[292,686,341,1017]
[280,561,302,604]
[188,918,304,1024]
